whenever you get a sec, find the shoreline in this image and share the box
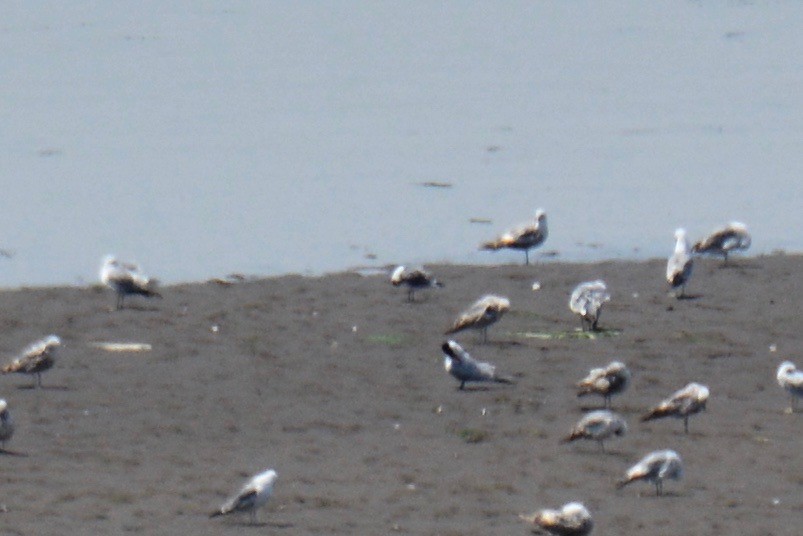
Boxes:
[1,251,796,292]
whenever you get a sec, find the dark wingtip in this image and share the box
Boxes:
[209,510,223,518]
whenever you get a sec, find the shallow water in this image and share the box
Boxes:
[2,1,801,287]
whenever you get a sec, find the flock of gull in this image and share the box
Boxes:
[0,211,799,532]
[389,211,798,535]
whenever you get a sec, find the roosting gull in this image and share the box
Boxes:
[666,228,693,298]
[519,501,593,536]
[692,221,751,265]
[569,280,610,331]
[441,340,513,390]
[642,382,709,433]
[481,208,548,265]
[576,361,631,409]
[563,410,627,452]
[445,294,510,343]
[617,449,683,496]
[210,468,278,525]
[1,335,61,388]
[100,254,162,310]
[390,265,444,302]
[776,361,803,412]
[0,399,14,450]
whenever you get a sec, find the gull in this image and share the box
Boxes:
[569,280,610,331]
[390,265,444,302]
[776,361,803,412]
[519,501,593,536]
[441,340,513,390]
[616,449,683,496]
[692,222,751,265]
[0,399,14,450]
[480,209,548,265]
[563,410,627,452]
[210,469,278,525]
[1,335,61,388]
[576,361,631,409]
[444,294,510,343]
[666,228,693,298]
[641,382,709,433]
[100,254,162,310]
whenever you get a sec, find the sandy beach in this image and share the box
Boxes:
[0,254,800,535]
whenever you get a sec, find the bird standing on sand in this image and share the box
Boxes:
[441,340,513,390]
[480,209,548,265]
[519,501,593,536]
[642,382,709,433]
[617,449,683,496]
[576,361,631,409]
[0,399,14,450]
[692,222,751,265]
[100,254,162,310]
[569,280,610,331]
[666,228,693,298]
[563,410,627,452]
[210,469,277,525]
[776,361,803,412]
[1,335,61,388]
[390,265,444,302]
[445,294,510,343]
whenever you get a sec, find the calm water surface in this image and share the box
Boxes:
[2,2,801,287]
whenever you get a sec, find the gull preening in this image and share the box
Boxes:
[1,335,61,388]
[617,449,683,496]
[569,280,610,331]
[776,361,803,412]
[445,294,510,343]
[576,361,631,409]
[390,265,444,302]
[441,340,513,390]
[519,501,593,536]
[692,221,751,265]
[642,382,709,433]
[100,255,162,310]
[0,399,14,450]
[480,209,548,265]
[563,410,627,452]
[210,468,278,525]
[666,228,693,298]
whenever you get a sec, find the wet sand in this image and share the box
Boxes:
[0,254,800,535]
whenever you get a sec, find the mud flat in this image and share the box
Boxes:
[0,254,800,535]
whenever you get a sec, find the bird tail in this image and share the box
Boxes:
[561,432,580,444]
[144,279,163,299]
[615,478,631,490]
[434,280,445,288]
[209,507,230,518]
[641,407,669,422]
[493,375,514,385]
[1,361,19,374]
[480,240,502,251]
